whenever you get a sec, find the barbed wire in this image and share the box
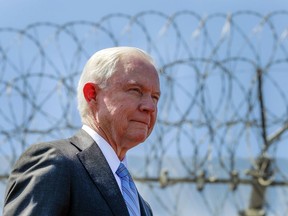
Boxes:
[1,10,288,215]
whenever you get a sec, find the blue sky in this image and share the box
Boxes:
[1,1,288,214]
[1,0,288,28]
[1,0,288,158]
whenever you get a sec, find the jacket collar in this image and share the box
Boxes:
[70,129,129,216]
[70,129,152,216]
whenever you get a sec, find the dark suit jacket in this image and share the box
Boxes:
[3,129,153,216]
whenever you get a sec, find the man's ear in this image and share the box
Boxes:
[83,83,98,102]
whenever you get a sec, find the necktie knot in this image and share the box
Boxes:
[116,162,129,178]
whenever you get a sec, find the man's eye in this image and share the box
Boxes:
[152,95,159,103]
[130,88,142,94]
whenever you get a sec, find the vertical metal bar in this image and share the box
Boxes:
[257,68,268,152]
[239,68,271,216]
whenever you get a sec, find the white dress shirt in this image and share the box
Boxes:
[82,125,127,191]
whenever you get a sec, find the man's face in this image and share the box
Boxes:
[95,55,160,151]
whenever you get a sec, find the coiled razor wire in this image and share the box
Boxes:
[1,10,288,215]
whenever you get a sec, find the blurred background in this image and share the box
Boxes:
[1,0,288,215]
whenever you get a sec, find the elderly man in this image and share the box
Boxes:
[3,47,160,216]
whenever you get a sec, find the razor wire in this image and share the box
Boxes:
[1,10,288,215]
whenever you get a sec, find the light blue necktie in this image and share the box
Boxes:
[116,163,140,216]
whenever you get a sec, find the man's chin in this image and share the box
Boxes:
[131,131,149,143]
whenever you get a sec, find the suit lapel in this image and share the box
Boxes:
[71,130,129,216]
[139,193,153,216]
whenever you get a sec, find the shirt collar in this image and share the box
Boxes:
[82,125,128,173]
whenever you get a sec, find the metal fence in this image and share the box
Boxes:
[1,10,288,215]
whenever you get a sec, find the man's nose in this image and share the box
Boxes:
[139,95,157,112]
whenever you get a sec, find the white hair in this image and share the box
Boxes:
[77,46,156,123]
